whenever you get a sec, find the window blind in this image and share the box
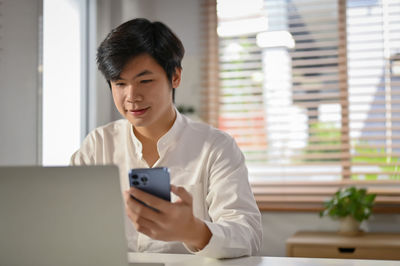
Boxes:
[347,0,400,180]
[202,0,400,181]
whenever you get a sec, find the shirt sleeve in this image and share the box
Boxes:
[185,134,263,259]
[69,133,97,166]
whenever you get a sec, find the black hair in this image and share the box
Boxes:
[96,18,185,102]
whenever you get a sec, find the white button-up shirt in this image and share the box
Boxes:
[70,111,262,258]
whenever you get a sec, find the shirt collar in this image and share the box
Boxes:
[157,109,185,155]
[130,126,143,156]
[129,108,186,156]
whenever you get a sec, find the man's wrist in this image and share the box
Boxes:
[184,218,212,251]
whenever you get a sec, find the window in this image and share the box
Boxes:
[42,0,88,165]
[202,0,399,181]
[201,0,400,211]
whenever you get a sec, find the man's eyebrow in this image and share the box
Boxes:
[114,70,153,82]
[134,70,153,78]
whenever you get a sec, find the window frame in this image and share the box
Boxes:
[252,180,400,212]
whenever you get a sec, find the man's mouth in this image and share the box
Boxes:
[127,107,150,116]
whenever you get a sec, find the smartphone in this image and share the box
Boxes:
[128,167,171,203]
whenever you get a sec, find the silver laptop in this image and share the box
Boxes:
[0,165,130,266]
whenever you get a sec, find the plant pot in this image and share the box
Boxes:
[339,216,362,236]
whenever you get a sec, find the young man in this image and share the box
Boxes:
[71,18,262,259]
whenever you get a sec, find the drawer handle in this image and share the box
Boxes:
[338,247,356,253]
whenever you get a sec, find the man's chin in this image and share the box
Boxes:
[127,117,149,128]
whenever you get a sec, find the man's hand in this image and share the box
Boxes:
[124,185,211,251]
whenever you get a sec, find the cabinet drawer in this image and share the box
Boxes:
[291,245,400,260]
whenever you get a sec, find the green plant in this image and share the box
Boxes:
[177,105,195,114]
[352,142,400,180]
[319,186,376,222]
[300,122,342,163]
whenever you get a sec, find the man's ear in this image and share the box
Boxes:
[172,67,182,88]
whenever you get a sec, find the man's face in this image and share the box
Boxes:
[110,53,181,133]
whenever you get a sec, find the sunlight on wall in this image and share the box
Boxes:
[42,0,84,165]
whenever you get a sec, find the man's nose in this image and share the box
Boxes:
[126,84,143,102]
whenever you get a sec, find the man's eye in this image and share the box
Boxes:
[140,79,153,84]
[115,83,126,87]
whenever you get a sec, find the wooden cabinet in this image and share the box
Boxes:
[286,231,400,260]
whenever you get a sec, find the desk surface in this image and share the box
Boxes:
[128,252,400,266]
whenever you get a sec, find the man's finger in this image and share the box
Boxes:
[134,215,161,233]
[171,185,192,205]
[128,187,170,213]
[126,195,161,219]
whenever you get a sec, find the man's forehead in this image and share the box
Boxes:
[110,52,167,82]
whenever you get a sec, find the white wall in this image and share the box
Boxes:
[0,0,40,165]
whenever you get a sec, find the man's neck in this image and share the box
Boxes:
[133,107,177,145]
[133,109,177,167]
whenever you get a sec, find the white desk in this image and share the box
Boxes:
[128,252,400,266]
